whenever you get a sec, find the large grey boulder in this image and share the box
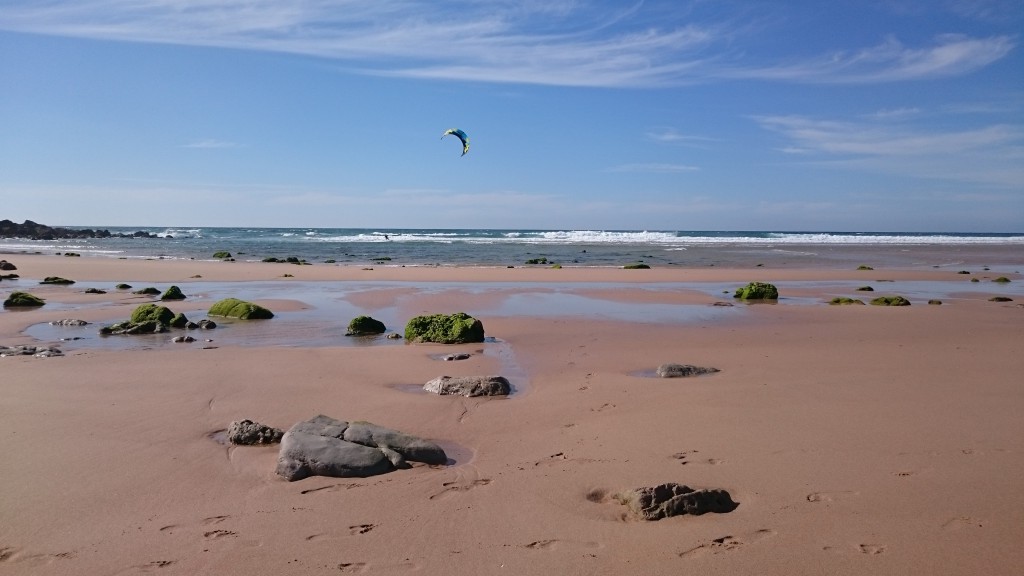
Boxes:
[424,375,511,397]
[275,415,447,481]
[343,421,448,465]
[616,483,737,520]
[655,364,720,378]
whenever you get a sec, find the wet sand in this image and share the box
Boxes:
[1,254,1023,575]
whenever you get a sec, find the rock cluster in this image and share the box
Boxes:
[0,219,157,240]
[424,375,511,397]
[275,415,447,481]
[616,483,738,520]
[0,345,63,357]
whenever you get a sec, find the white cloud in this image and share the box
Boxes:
[754,114,1024,187]
[0,1,1013,87]
[607,163,700,173]
[724,34,1015,84]
[181,139,239,149]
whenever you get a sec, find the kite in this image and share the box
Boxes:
[442,128,469,156]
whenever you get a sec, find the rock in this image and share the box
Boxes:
[49,319,88,326]
[711,301,734,307]
[623,263,651,269]
[170,312,189,328]
[993,277,1011,283]
[616,483,738,520]
[733,281,778,300]
[84,287,106,294]
[990,296,1013,302]
[0,219,157,240]
[444,353,472,361]
[0,260,16,271]
[385,333,402,339]
[228,419,283,445]
[343,421,448,465]
[132,287,161,295]
[346,315,386,336]
[40,276,75,285]
[655,364,720,378]
[208,298,274,319]
[115,283,132,290]
[928,299,943,305]
[171,335,196,343]
[275,415,447,481]
[855,286,874,291]
[828,297,864,305]
[131,303,176,325]
[3,291,45,307]
[870,295,911,306]
[424,375,511,397]
[0,345,63,357]
[160,285,187,300]
[212,251,233,259]
[404,312,484,344]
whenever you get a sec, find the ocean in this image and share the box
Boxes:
[2,228,1023,269]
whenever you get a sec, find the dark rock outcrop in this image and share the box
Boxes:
[616,483,738,520]
[655,364,720,378]
[733,282,778,300]
[0,219,157,240]
[0,345,63,357]
[423,375,511,397]
[346,315,386,336]
[208,298,274,319]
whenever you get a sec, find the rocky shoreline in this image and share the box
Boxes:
[0,219,158,240]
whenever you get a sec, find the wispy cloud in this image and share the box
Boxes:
[0,1,1013,87]
[607,163,700,173]
[181,139,240,149]
[725,34,1015,83]
[754,114,1024,187]
[645,128,718,145]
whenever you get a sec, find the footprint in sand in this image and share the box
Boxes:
[202,515,230,526]
[806,491,859,503]
[678,529,776,558]
[203,530,237,540]
[523,539,602,552]
[349,524,375,535]
[429,478,492,500]
[859,544,886,555]
[300,482,364,495]
[942,516,984,530]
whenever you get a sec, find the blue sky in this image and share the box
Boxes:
[1,0,1021,231]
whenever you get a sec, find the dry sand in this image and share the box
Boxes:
[1,254,1023,575]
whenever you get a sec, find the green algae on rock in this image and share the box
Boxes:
[347,315,386,336]
[829,297,864,305]
[870,295,911,306]
[208,298,274,319]
[404,312,484,344]
[733,281,778,300]
[3,291,45,307]
[160,285,186,300]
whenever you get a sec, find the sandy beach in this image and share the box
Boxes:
[2,254,1022,575]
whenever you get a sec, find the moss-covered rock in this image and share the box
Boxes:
[160,285,186,300]
[623,263,651,269]
[347,315,386,336]
[857,265,874,271]
[208,298,274,319]
[132,287,161,295]
[855,286,874,292]
[116,283,132,290]
[733,282,779,300]
[525,257,548,265]
[130,303,176,325]
[992,276,1011,283]
[170,312,190,328]
[212,251,233,259]
[404,312,484,344]
[40,276,75,285]
[3,291,45,307]
[870,295,911,306]
[829,297,864,305]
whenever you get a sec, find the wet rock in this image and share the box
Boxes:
[733,281,778,300]
[346,315,386,336]
[0,345,63,357]
[0,260,16,271]
[228,419,284,445]
[424,375,511,397]
[616,483,738,520]
[443,353,472,361]
[405,312,484,344]
[208,298,274,319]
[50,319,89,326]
[3,291,45,307]
[655,364,720,378]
